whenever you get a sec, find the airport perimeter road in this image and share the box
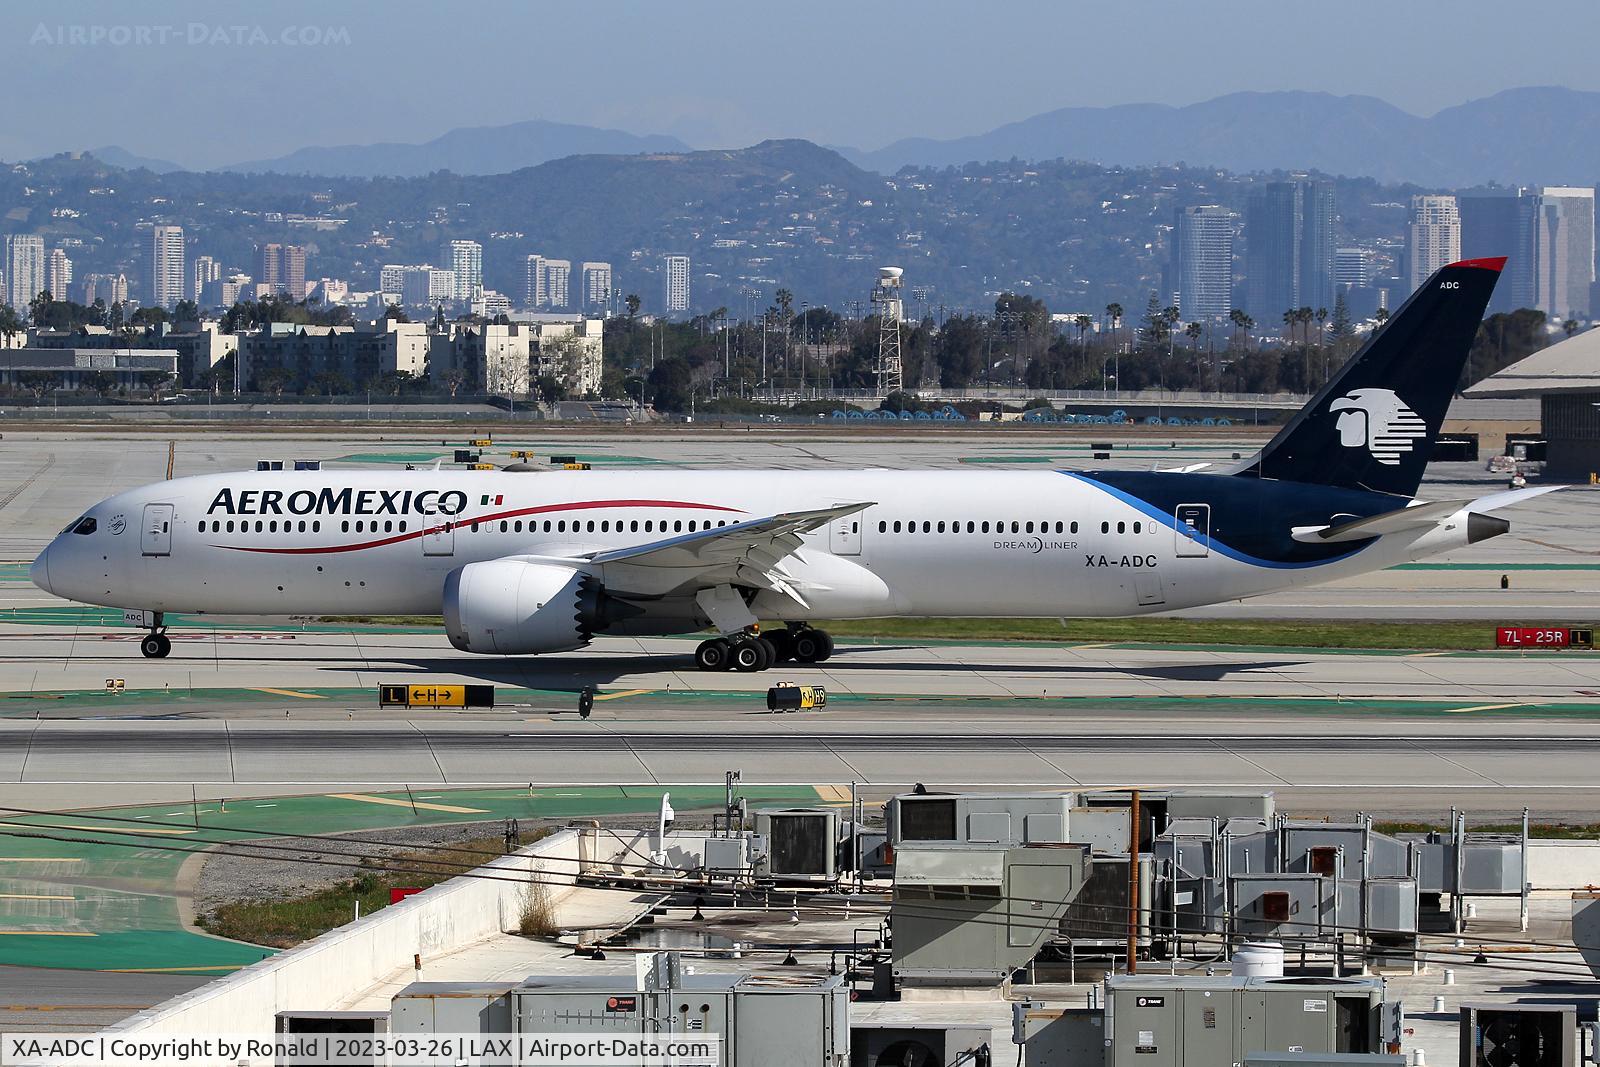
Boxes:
[3,716,1600,818]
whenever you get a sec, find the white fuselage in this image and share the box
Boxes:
[32,468,1471,632]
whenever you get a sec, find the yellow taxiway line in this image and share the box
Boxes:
[327,793,488,814]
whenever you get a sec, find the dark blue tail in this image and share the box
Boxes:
[1234,257,1504,497]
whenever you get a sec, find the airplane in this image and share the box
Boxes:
[31,256,1557,672]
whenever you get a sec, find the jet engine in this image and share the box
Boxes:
[443,560,598,655]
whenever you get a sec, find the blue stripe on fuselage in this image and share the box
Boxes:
[1059,470,1374,570]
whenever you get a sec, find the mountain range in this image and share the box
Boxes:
[219,119,690,178]
[66,87,1600,187]
[838,87,1600,187]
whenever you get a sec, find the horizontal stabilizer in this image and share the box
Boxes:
[1291,484,1564,544]
[1294,499,1467,543]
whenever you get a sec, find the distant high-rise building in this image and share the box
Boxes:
[217,272,252,307]
[543,259,571,308]
[523,254,546,307]
[1406,195,1461,293]
[79,272,129,308]
[1459,189,1534,314]
[1244,179,1335,323]
[443,240,482,302]
[46,248,72,304]
[1169,206,1234,320]
[256,244,307,299]
[581,261,613,312]
[192,255,221,305]
[1538,187,1594,319]
[664,254,690,313]
[379,264,427,296]
[4,235,45,311]
[150,225,186,308]
[1335,247,1374,291]
[401,266,455,307]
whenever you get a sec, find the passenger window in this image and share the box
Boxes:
[922,521,931,533]
[1071,521,1079,534]
[500,520,508,532]
[633,520,641,532]
[966,521,975,533]
[644,520,653,532]
[384,521,393,533]
[1010,521,1019,534]
[471,521,480,532]
[1101,522,1110,533]
[254,521,263,533]
[879,521,887,533]
[601,520,609,533]
[1133,521,1142,534]
[981,521,990,533]
[937,521,945,533]
[312,521,320,533]
[514,520,523,532]
[1117,521,1126,533]
[673,520,682,532]
[1025,521,1034,534]
[197,521,206,533]
[892,520,901,533]
[543,520,552,532]
[559,520,567,532]
[587,520,595,532]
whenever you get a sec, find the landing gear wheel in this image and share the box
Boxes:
[791,628,833,663]
[730,639,766,673]
[753,636,777,671]
[694,638,732,672]
[140,633,171,659]
[764,630,794,662]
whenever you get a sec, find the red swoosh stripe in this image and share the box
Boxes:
[214,498,744,555]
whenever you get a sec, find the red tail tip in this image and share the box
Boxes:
[1448,256,1507,273]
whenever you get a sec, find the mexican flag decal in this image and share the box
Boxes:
[480,494,503,506]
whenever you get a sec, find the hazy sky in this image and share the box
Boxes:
[9,0,1600,169]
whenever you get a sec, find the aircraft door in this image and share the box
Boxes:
[422,519,455,556]
[141,503,175,556]
[1175,503,1210,558]
[828,508,862,555]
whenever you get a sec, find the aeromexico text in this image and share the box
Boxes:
[207,488,469,517]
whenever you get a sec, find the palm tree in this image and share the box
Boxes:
[1105,303,1123,390]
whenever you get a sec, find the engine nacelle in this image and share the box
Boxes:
[443,560,593,655]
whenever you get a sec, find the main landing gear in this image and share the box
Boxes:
[138,612,171,658]
[693,625,834,672]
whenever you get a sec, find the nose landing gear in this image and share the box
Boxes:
[137,612,171,658]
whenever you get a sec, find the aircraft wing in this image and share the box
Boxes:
[577,502,875,599]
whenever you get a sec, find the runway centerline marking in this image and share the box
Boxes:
[325,792,487,814]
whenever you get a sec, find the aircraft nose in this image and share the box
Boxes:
[30,546,51,594]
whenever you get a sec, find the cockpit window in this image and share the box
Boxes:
[69,517,96,535]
